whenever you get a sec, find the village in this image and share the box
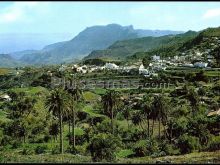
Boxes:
[57,52,215,78]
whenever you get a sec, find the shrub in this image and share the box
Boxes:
[43,135,51,143]
[88,133,122,162]
[159,141,180,156]
[116,149,135,158]
[205,135,220,151]
[35,145,48,154]
[11,141,22,149]
[132,138,160,157]
[22,148,34,155]
[0,135,12,146]
[177,134,201,154]
[51,146,60,155]
[75,142,89,155]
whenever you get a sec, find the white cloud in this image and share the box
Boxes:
[0,2,50,23]
[203,8,220,19]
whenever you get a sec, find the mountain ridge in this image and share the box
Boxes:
[16,24,183,65]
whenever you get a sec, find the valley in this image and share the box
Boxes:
[0,17,220,164]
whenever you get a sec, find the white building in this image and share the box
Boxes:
[152,55,160,61]
[58,65,67,72]
[139,64,149,75]
[194,62,208,68]
[182,63,194,67]
[104,63,119,70]
[0,94,11,101]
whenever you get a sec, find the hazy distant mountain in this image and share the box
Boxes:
[136,29,184,37]
[0,54,22,67]
[0,33,73,54]
[19,24,184,65]
[10,50,39,60]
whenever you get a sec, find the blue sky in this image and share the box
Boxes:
[0,1,220,35]
[0,1,220,53]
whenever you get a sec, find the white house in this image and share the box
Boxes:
[194,62,208,68]
[139,64,149,75]
[152,55,160,61]
[182,63,194,67]
[0,94,11,101]
[58,65,67,72]
[104,63,119,70]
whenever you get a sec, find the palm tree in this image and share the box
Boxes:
[122,104,132,130]
[186,88,199,115]
[142,94,152,137]
[151,94,168,139]
[131,111,144,130]
[45,88,68,154]
[9,95,36,143]
[49,122,59,142]
[66,85,82,151]
[101,90,122,134]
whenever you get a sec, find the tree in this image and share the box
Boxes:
[88,133,122,162]
[66,85,82,151]
[142,56,151,68]
[49,122,59,142]
[45,88,68,154]
[186,88,199,115]
[121,104,132,130]
[151,94,169,139]
[211,46,220,67]
[142,94,153,137]
[7,95,36,143]
[132,111,145,131]
[101,90,122,134]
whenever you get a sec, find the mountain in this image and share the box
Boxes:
[0,33,73,54]
[136,29,183,37]
[84,30,197,60]
[19,24,183,65]
[0,54,22,67]
[128,27,220,65]
[10,50,39,60]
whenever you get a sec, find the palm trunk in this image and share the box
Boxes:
[147,118,150,137]
[151,119,155,136]
[68,120,71,145]
[111,107,114,135]
[59,108,64,154]
[127,118,129,130]
[170,123,173,143]
[23,135,26,143]
[72,106,76,150]
[159,118,161,139]
[139,123,144,131]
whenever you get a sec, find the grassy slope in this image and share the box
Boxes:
[0,150,219,163]
[121,150,220,164]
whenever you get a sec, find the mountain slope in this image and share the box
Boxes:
[19,24,183,65]
[0,54,22,67]
[129,27,220,65]
[84,30,197,60]
[10,50,39,60]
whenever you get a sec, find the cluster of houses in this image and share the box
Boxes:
[57,43,217,77]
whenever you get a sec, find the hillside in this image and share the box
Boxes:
[129,27,220,66]
[10,50,39,60]
[0,54,22,67]
[18,24,183,65]
[84,31,197,60]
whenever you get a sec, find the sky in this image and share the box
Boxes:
[0,1,220,53]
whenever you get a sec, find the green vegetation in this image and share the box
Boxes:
[0,26,220,163]
[0,54,22,68]
[85,31,197,60]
